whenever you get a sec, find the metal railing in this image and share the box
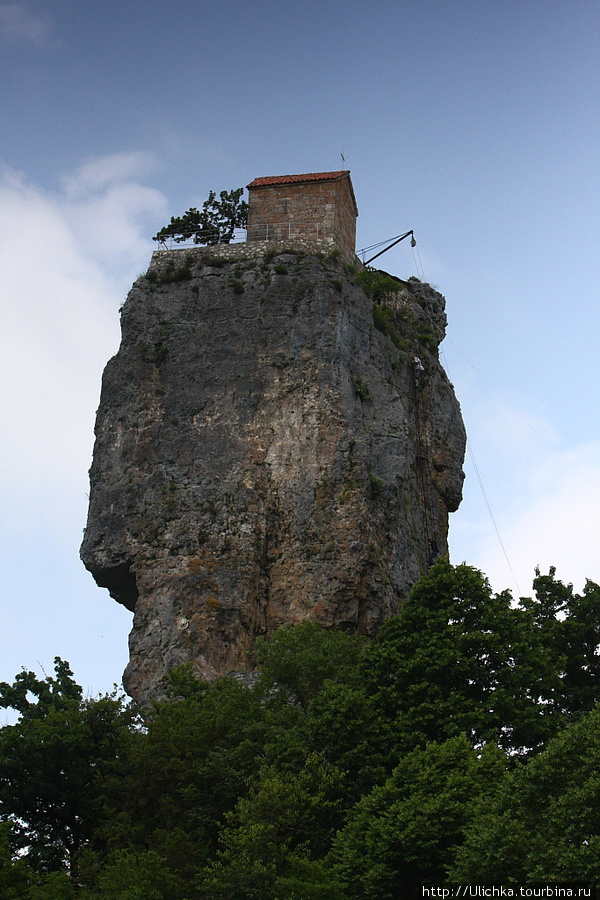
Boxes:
[154,223,328,250]
[246,222,324,242]
[154,228,247,250]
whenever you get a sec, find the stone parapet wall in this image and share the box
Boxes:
[150,238,361,270]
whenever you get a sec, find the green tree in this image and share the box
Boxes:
[451,702,600,885]
[0,822,32,898]
[152,189,248,245]
[0,660,134,887]
[330,737,505,900]
[523,567,600,715]
[305,682,388,798]
[79,849,179,900]
[253,621,368,710]
[98,672,266,893]
[2,563,598,896]
[200,754,348,900]
[91,630,369,896]
[362,559,562,756]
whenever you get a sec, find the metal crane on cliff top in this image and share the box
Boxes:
[358,229,417,265]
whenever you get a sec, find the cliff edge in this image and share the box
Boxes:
[81,245,466,703]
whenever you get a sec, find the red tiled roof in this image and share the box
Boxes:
[247,170,358,215]
[247,171,350,188]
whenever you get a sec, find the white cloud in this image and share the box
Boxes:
[0,157,167,517]
[0,3,53,47]
[449,392,600,596]
[481,441,600,596]
[60,152,166,269]
[0,154,166,695]
[62,151,159,198]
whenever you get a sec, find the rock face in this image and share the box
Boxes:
[81,245,466,704]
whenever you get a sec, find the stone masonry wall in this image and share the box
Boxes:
[150,238,360,270]
[333,179,358,261]
[247,177,357,260]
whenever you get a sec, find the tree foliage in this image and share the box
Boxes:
[200,754,348,900]
[330,738,505,899]
[152,188,248,245]
[362,559,564,756]
[524,566,600,715]
[253,620,368,709]
[451,702,600,884]
[0,659,136,887]
[2,563,600,896]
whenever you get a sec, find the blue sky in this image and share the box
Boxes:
[1,0,599,700]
